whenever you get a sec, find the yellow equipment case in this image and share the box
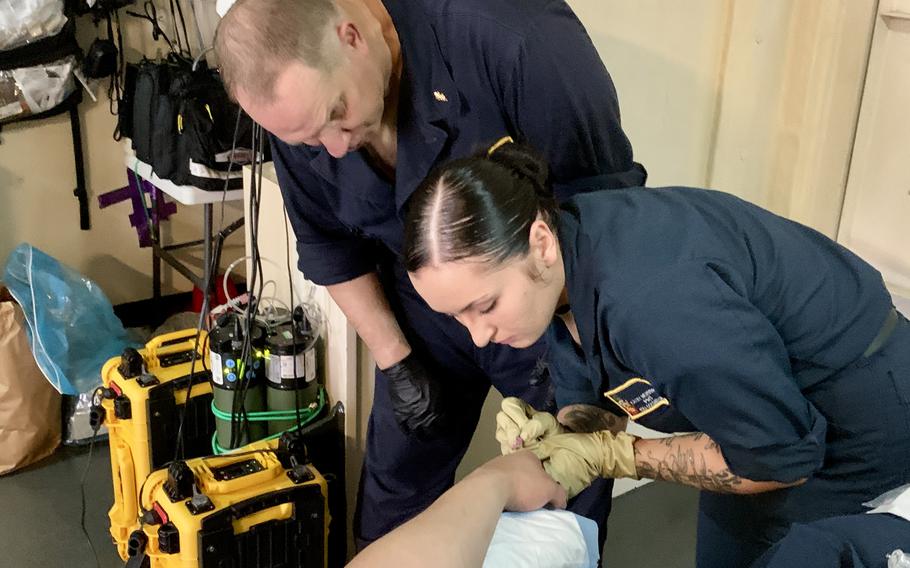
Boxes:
[99,329,216,560]
[131,436,330,568]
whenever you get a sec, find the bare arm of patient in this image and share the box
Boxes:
[347,452,567,568]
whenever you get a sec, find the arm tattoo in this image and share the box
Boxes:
[634,433,746,493]
[560,405,627,434]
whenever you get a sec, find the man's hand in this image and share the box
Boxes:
[495,397,566,454]
[382,352,448,440]
[531,431,639,498]
[468,451,568,512]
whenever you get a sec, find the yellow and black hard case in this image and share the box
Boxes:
[100,329,216,560]
[136,437,329,567]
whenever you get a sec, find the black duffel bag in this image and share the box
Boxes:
[170,64,256,190]
[124,57,255,190]
[127,56,187,177]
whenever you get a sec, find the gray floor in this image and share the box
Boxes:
[0,443,699,567]
[604,481,699,567]
[0,443,122,568]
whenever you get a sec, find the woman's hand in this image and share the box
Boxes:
[530,431,639,498]
[495,397,566,454]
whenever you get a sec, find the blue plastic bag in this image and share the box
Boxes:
[2,243,137,395]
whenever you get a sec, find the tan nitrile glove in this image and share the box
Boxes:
[530,431,639,499]
[495,397,566,455]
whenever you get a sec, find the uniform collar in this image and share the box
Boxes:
[308,0,462,212]
[557,208,600,364]
[384,0,461,211]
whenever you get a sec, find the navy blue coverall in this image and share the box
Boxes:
[269,0,646,546]
[754,512,910,568]
[547,186,910,567]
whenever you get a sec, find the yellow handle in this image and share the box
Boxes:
[109,442,138,529]
[145,329,208,369]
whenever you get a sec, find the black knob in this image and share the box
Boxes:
[127,530,148,557]
[118,348,144,378]
[157,523,180,554]
[89,405,106,431]
[164,461,194,502]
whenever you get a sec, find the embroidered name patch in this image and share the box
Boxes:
[604,377,669,420]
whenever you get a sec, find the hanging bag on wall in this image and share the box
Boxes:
[0,16,81,126]
[0,0,92,229]
[128,55,190,177]
[171,62,255,189]
[121,0,255,188]
[125,57,255,189]
[0,0,68,52]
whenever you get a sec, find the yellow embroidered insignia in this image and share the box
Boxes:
[604,377,670,420]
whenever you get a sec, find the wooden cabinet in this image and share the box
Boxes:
[838,1,910,300]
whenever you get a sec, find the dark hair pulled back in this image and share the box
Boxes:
[404,141,558,272]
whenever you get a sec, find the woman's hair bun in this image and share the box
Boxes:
[486,141,551,197]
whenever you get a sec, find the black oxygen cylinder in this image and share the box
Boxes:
[264,305,321,434]
[208,314,267,449]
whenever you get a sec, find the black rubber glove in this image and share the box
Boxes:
[382,352,448,440]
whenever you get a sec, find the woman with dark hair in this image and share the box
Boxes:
[403,139,910,567]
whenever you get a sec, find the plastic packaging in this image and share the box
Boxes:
[865,484,910,509]
[2,243,137,395]
[0,0,67,51]
[865,483,910,522]
[889,550,910,568]
[62,392,108,445]
[0,55,76,123]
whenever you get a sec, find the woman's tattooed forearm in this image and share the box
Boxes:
[634,434,745,493]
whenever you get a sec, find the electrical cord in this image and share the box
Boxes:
[104,8,126,139]
[79,435,102,568]
[170,115,239,457]
[79,388,105,568]
[200,331,210,371]
[111,7,127,140]
[229,124,265,449]
[168,0,190,57]
[174,102,246,457]
[208,108,316,452]
[126,2,180,56]
[172,312,207,461]
[226,127,259,450]
[234,134,266,443]
[219,107,245,230]
[284,201,305,432]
